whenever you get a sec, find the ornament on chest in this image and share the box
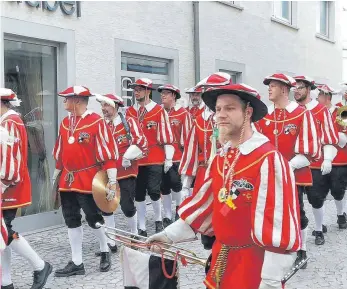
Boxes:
[77,132,90,144]
[170,119,181,126]
[116,134,128,144]
[284,124,297,135]
[145,121,157,130]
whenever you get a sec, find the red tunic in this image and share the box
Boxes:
[178,132,301,289]
[330,105,347,166]
[1,110,31,210]
[107,115,148,180]
[187,102,205,120]
[126,101,174,166]
[255,101,321,186]
[165,105,192,163]
[304,100,339,169]
[179,109,216,189]
[53,110,118,194]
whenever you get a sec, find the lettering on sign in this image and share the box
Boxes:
[16,1,81,17]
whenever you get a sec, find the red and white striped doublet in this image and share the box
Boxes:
[178,132,301,289]
[255,101,321,186]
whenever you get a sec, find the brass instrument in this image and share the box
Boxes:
[336,105,347,128]
[95,222,207,267]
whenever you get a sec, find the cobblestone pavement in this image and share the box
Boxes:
[8,199,347,289]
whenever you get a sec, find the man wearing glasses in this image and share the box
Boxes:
[126,78,174,236]
[293,76,342,246]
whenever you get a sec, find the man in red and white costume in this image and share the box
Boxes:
[185,86,205,120]
[158,84,192,226]
[293,77,341,246]
[1,88,52,289]
[95,93,148,245]
[53,86,118,276]
[316,84,347,229]
[126,78,174,236]
[255,73,320,268]
[147,76,301,289]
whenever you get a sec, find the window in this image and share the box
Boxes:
[4,39,58,216]
[318,1,329,36]
[219,69,242,84]
[120,53,170,106]
[273,1,292,23]
[218,1,243,10]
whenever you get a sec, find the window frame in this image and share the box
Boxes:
[273,1,292,24]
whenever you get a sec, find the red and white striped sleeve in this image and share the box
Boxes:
[319,107,339,146]
[128,117,148,154]
[96,119,119,170]
[157,108,174,145]
[178,123,199,177]
[251,151,301,253]
[178,176,214,236]
[180,111,193,147]
[294,110,321,160]
[1,122,21,188]
[53,125,63,170]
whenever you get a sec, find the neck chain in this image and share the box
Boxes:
[273,108,286,150]
[68,114,83,144]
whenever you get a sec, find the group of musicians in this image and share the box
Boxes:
[1,72,347,289]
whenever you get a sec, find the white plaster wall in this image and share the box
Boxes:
[199,1,344,105]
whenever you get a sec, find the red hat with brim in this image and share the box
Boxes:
[128,78,155,90]
[157,84,181,99]
[293,76,317,90]
[185,86,203,94]
[263,74,296,87]
[58,86,93,97]
[317,84,334,94]
[202,83,268,122]
[0,88,17,101]
[96,93,124,107]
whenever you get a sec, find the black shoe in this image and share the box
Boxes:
[314,231,325,245]
[163,217,172,228]
[55,261,85,277]
[100,252,111,272]
[175,206,179,221]
[95,243,118,257]
[312,224,327,236]
[138,229,147,237]
[1,284,14,289]
[31,261,52,289]
[295,250,308,269]
[155,221,164,233]
[337,214,347,229]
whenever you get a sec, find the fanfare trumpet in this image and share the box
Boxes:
[95,222,207,267]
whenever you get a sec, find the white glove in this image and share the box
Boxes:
[321,145,337,175]
[52,169,62,184]
[106,168,118,184]
[181,175,193,189]
[146,230,173,253]
[164,159,173,173]
[260,251,294,289]
[289,154,310,171]
[321,160,332,175]
[106,183,117,201]
[123,145,143,160]
[338,132,347,148]
[122,157,131,169]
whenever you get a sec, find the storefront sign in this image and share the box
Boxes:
[17,1,81,17]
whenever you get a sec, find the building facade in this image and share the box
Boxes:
[0,1,344,230]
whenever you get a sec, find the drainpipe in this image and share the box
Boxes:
[193,1,200,84]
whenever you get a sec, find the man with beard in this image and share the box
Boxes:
[293,76,341,245]
[95,93,148,253]
[159,84,192,226]
[255,73,321,268]
[1,88,52,289]
[185,86,205,120]
[126,78,174,236]
[147,76,301,289]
